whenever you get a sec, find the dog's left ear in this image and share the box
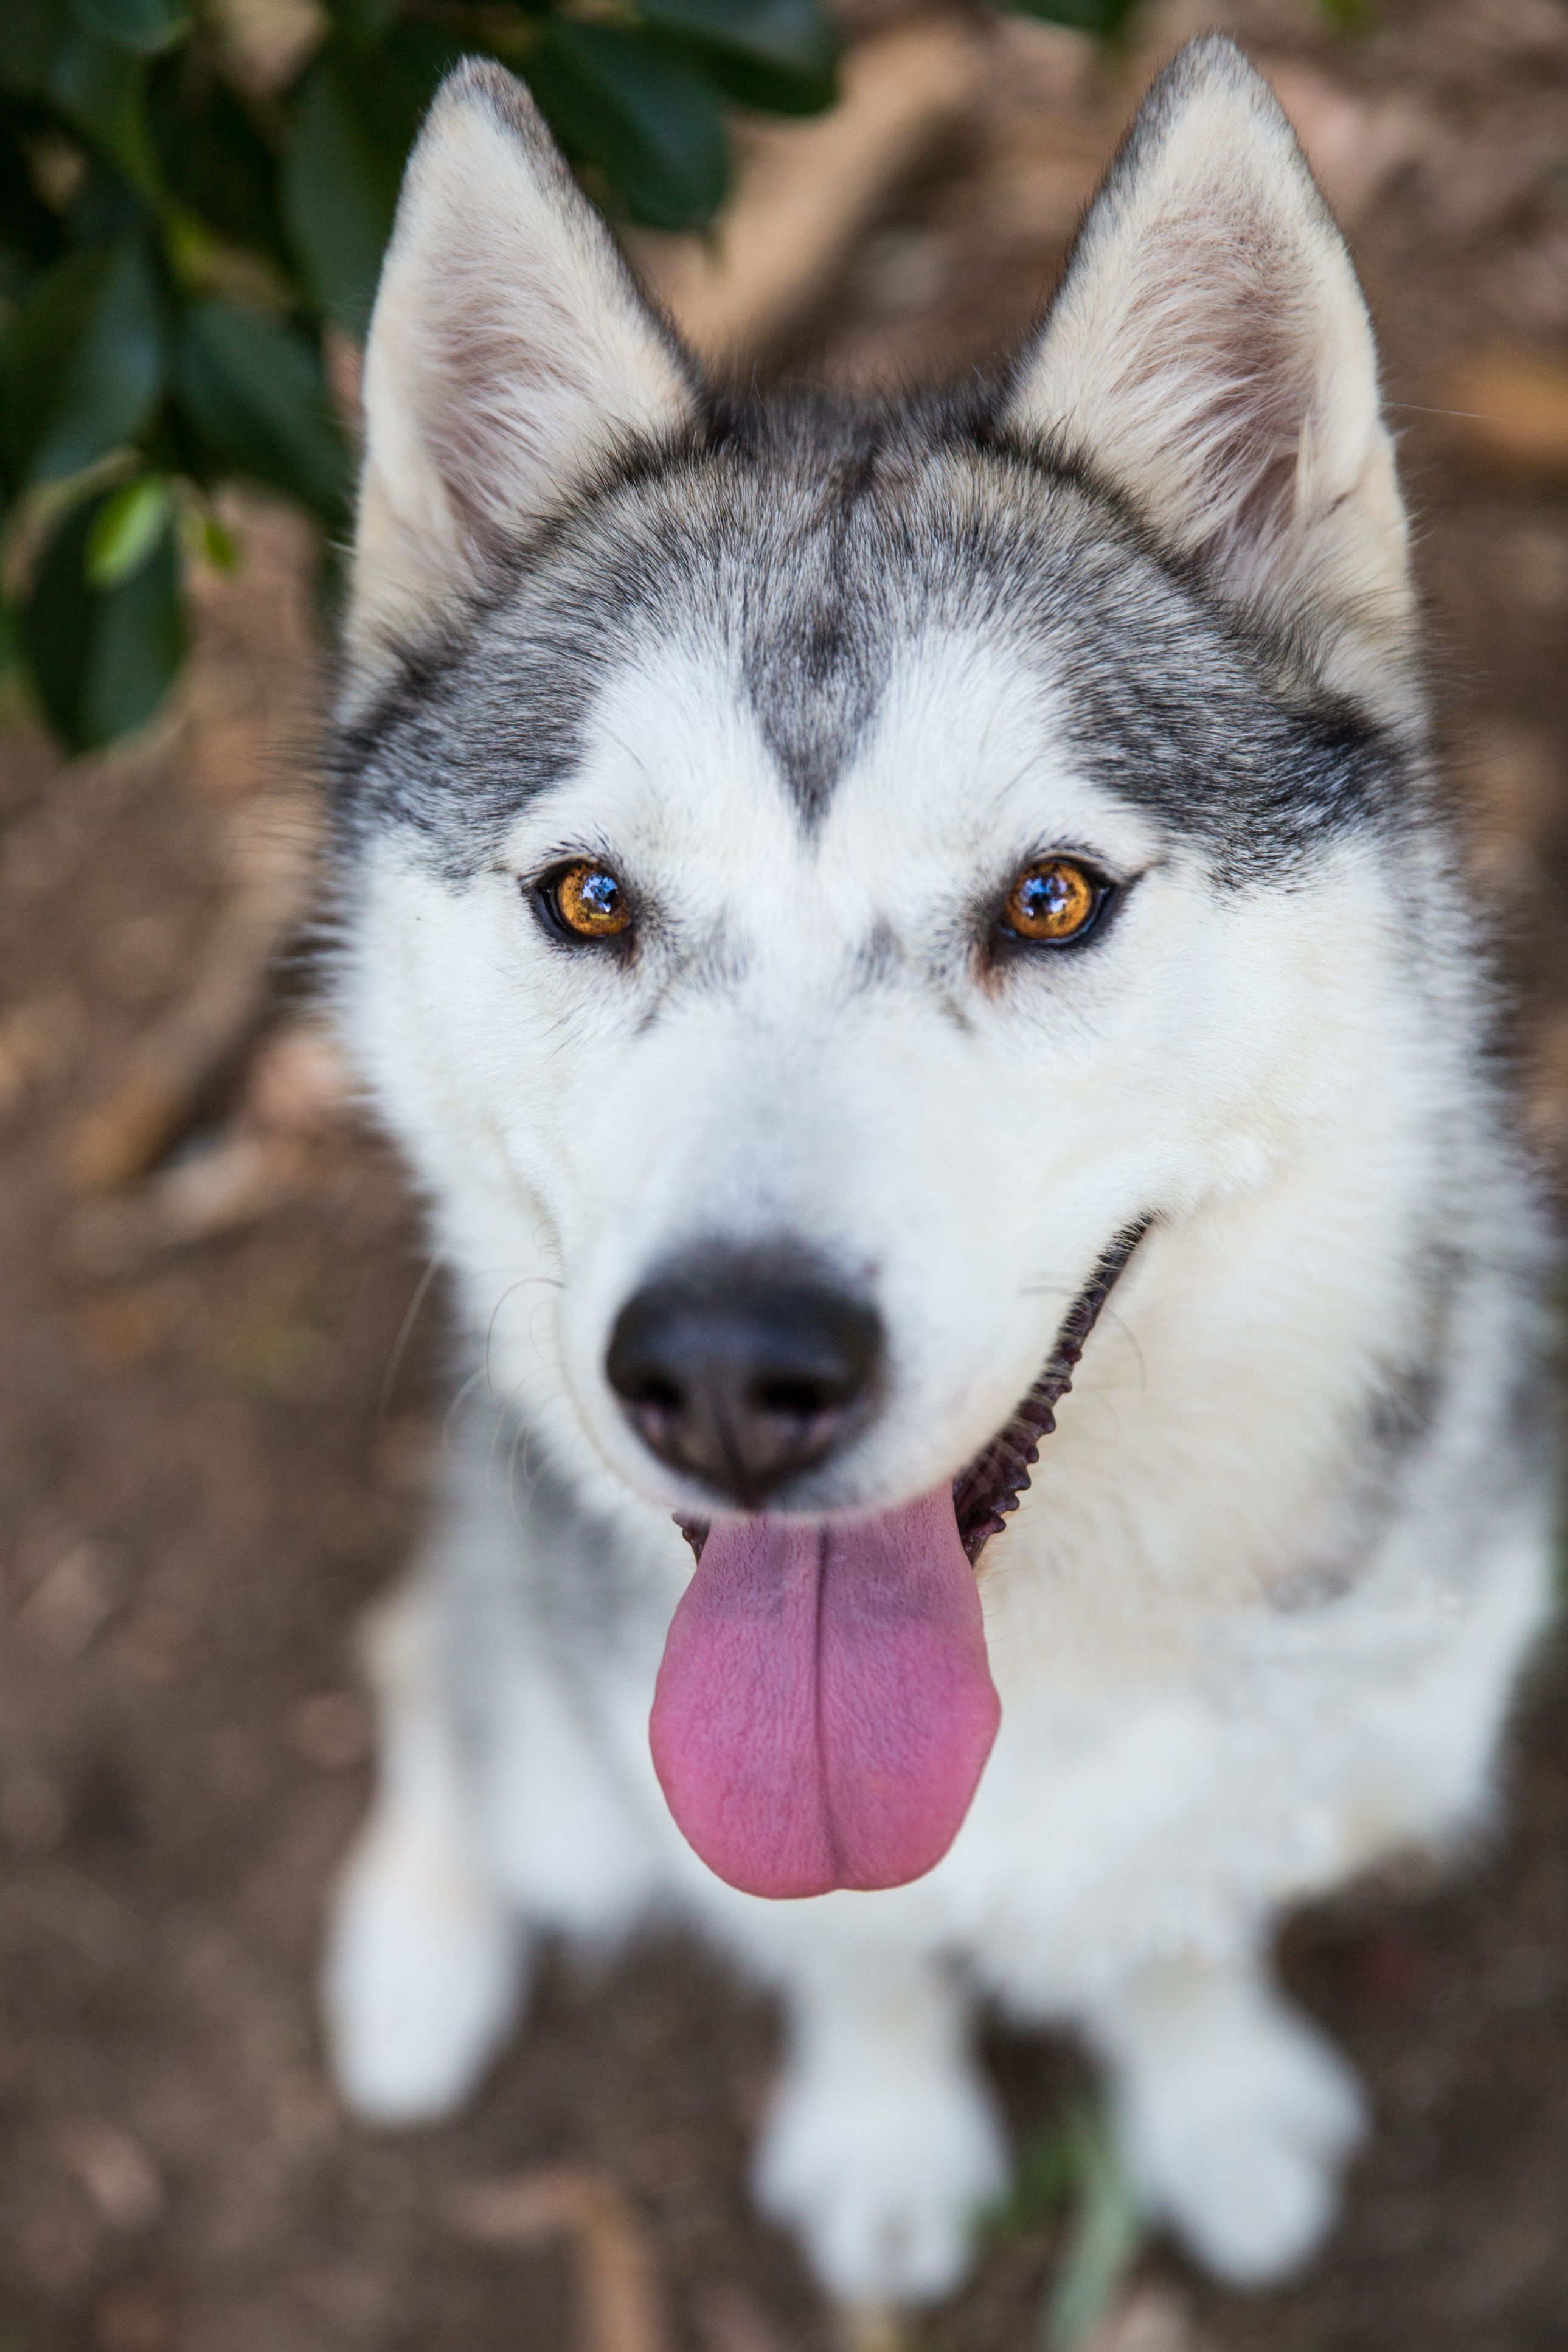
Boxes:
[1004,36,1413,720]
[344,58,699,697]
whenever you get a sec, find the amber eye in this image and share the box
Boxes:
[999,858,1105,946]
[543,859,631,942]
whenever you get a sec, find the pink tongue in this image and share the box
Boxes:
[649,1483,1000,1899]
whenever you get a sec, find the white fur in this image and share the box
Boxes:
[322,43,1555,2312]
[323,1584,525,2120]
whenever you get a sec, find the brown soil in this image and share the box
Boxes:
[3,3,1567,2348]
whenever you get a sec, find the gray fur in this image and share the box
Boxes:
[331,396,1415,887]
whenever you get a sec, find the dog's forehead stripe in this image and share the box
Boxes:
[335,401,1407,880]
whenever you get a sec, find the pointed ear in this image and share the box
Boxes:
[1004,36,1414,718]
[345,59,698,689]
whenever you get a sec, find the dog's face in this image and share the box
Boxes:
[336,38,1426,1893]
[336,38,1417,1549]
[346,451,1415,1540]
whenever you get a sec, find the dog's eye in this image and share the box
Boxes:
[541,860,631,942]
[999,859,1105,946]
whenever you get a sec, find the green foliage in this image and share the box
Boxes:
[983,2103,1146,2352]
[997,0,1144,38]
[1041,2107,1144,2350]
[85,468,170,583]
[0,0,841,751]
[24,475,185,747]
[0,0,1350,754]
[527,23,727,232]
[2,234,166,486]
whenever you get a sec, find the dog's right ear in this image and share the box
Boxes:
[344,60,698,695]
[1001,36,1415,724]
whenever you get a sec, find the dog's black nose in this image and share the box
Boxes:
[606,1257,882,1507]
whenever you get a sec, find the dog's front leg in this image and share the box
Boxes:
[753,1946,1006,2310]
[323,1575,527,2123]
[1086,1952,1365,2286]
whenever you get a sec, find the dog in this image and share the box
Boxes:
[321,35,1556,2309]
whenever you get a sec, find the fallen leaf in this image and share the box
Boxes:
[690,2278,789,2352]
[1081,2283,1207,2352]
[16,1541,130,1661]
[94,2276,174,2352]
[66,795,318,1196]
[448,2165,665,2352]
[833,2305,906,2352]
[238,1019,354,1139]
[288,1690,373,1771]
[71,1131,308,1274]
[61,2120,164,2233]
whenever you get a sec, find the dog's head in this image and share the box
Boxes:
[333,38,1424,1896]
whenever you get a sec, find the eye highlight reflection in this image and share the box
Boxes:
[539,859,632,943]
[998,858,1108,947]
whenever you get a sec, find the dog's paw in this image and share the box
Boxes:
[1117,1997,1364,2285]
[323,1816,526,2125]
[754,2055,1006,2306]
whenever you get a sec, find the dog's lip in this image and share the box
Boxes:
[676,1218,1152,1568]
[950,1216,1151,1560]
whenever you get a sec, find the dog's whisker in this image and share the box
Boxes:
[378,1249,446,1428]
[483,1273,564,1400]
[440,1362,491,1454]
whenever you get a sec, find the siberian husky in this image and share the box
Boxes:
[322,36,1556,2309]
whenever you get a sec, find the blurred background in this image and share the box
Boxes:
[3,1,1568,2347]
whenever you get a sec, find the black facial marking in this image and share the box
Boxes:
[332,386,1422,886]
[736,427,892,822]
[852,921,904,991]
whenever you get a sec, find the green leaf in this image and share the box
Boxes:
[641,0,838,113]
[528,21,727,230]
[982,2118,1081,2247]
[22,479,185,749]
[85,469,170,584]
[195,506,239,571]
[69,0,189,60]
[1,233,166,487]
[319,0,403,50]
[1042,2109,1144,2352]
[282,55,396,335]
[0,0,71,99]
[146,63,290,266]
[0,97,69,294]
[643,0,835,74]
[68,152,148,243]
[999,0,1142,37]
[0,2,64,98]
[283,27,459,332]
[175,298,350,525]
[46,28,159,194]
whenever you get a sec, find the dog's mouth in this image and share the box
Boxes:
[951,1216,1151,1562]
[649,1220,1151,1902]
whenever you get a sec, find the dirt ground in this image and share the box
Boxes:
[4,2,1568,2347]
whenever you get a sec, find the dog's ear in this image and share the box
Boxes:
[1003,36,1413,718]
[345,58,698,692]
